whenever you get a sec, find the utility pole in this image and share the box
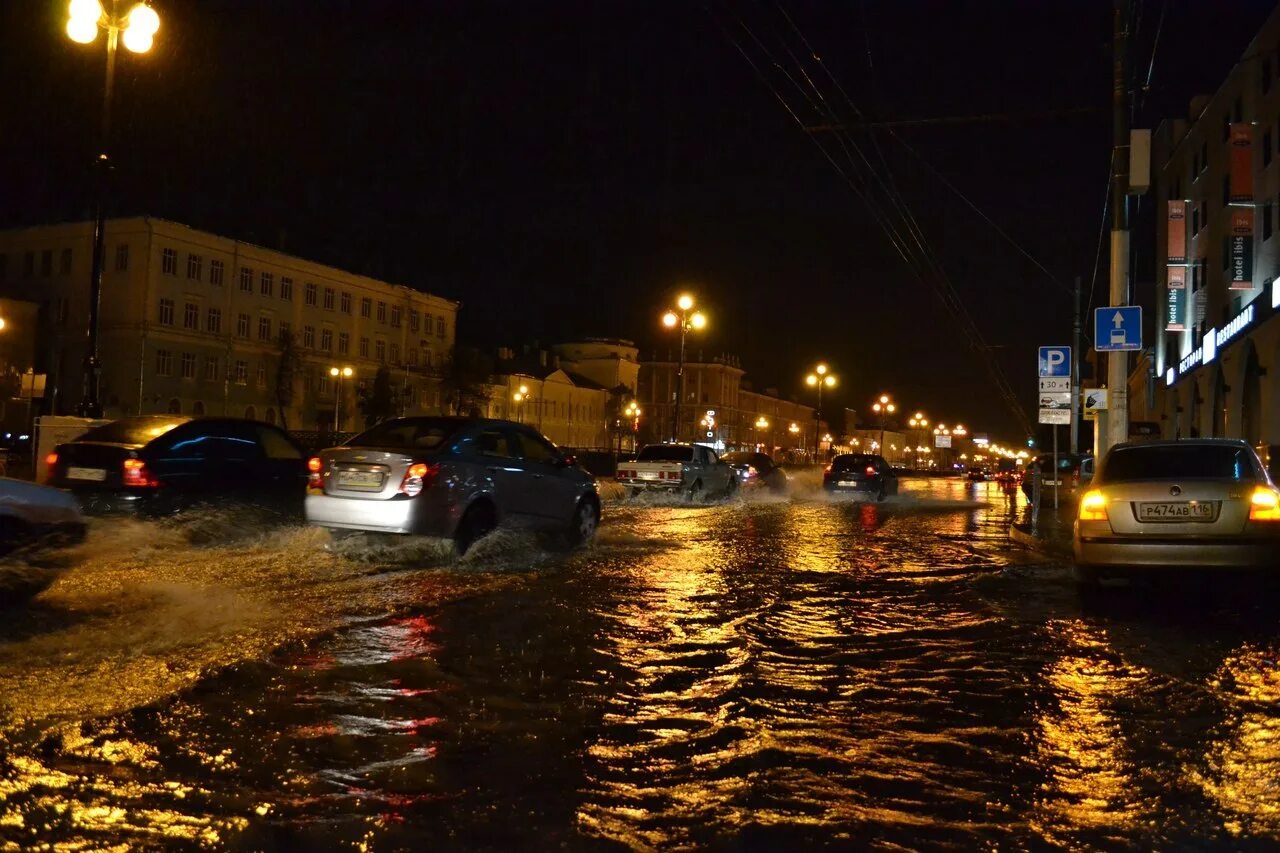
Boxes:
[1071,275,1082,453]
[1105,0,1132,453]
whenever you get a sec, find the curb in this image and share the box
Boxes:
[1009,524,1073,559]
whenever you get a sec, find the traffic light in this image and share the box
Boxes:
[1027,438,1036,448]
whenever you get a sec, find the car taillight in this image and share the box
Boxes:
[745,465,758,478]
[307,456,324,490]
[865,466,876,476]
[45,452,58,468]
[1078,489,1106,521]
[399,462,439,497]
[122,458,158,488]
[823,464,832,474]
[1249,486,1280,521]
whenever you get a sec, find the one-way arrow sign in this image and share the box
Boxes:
[1095,305,1142,352]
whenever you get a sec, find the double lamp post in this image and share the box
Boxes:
[805,363,836,463]
[661,294,707,443]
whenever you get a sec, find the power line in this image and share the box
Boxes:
[804,105,1101,132]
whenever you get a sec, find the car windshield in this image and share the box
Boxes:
[349,418,462,451]
[832,455,877,471]
[78,417,188,446]
[637,446,694,462]
[1101,445,1260,483]
[721,452,762,465]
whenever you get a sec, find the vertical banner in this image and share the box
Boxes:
[1230,208,1255,290]
[1166,265,1186,331]
[1166,200,1187,264]
[1230,123,1254,204]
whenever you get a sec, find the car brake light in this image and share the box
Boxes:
[307,456,324,490]
[399,462,439,497]
[1078,489,1106,521]
[1249,486,1280,521]
[122,458,158,488]
[823,464,832,474]
[45,452,58,468]
[746,465,757,478]
[865,466,876,476]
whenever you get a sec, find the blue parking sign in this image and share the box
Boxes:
[1038,346,1071,377]
[1095,306,1142,352]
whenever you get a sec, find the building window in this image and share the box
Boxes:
[390,306,401,328]
[375,339,386,362]
[279,320,291,341]
[183,301,198,329]
[234,360,248,385]
[390,343,400,364]
[338,332,350,355]
[239,267,253,292]
[359,337,369,358]
[40,249,52,277]
[115,243,129,271]
[340,291,352,314]
[280,276,293,300]
[187,253,202,280]
[210,258,224,285]
[436,316,446,338]
[324,287,335,311]
[22,251,33,277]
[319,374,330,395]
[376,301,387,324]
[361,297,372,318]
[409,347,418,366]
[1265,203,1274,241]
[158,298,175,325]
[156,349,173,376]
[60,248,72,275]
[256,362,267,388]
[206,308,222,333]
[204,356,218,381]
[305,282,318,306]
[180,352,196,379]
[320,329,333,352]
[303,325,315,348]
[409,310,419,332]
[261,271,274,297]
[237,312,250,338]
[258,316,272,341]
[162,247,177,276]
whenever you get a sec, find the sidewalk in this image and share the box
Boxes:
[1009,499,1075,559]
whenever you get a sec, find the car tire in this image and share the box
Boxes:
[564,499,600,548]
[455,502,496,556]
[876,485,887,502]
[687,480,703,503]
[627,487,641,500]
[724,477,738,499]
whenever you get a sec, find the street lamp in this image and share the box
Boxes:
[513,383,531,423]
[65,0,161,418]
[907,412,928,468]
[661,293,707,443]
[329,365,354,433]
[805,363,837,463]
[625,401,641,452]
[871,394,896,460]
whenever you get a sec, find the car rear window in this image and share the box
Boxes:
[832,455,878,471]
[637,446,693,462]
[77,417,188,445]
[349,418,461,451]
[721,452,762,465]
[1101,445,1261,483]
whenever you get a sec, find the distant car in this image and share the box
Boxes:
[720,451,787,493]
[1022,453,1093,502]
[48,415,308,517]
[305,416,599,553]
[0,477,86,557]
[823,453,898,500]
[616,444,736,499]
[967,468,989,482]
[1074,438,1280,583]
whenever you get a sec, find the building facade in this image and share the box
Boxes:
[1150,6,1280,452]
[0,218,458,430]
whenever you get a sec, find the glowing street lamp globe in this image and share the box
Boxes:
[662,311,678,328]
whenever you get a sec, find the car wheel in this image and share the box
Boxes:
[724,477,738,499]
[627,487,641,500]
[686,480,703,503]
[564,499,600,548]
[455,502,496,555]
[876,485,887,502]
[0,516,30,558]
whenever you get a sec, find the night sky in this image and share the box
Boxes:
[1,0,1273,439]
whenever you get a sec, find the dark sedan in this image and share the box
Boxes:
[823,454,898,500]
[47,415,309,517]
[720,451,788,493]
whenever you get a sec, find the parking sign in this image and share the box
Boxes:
[1038,346,1071,377]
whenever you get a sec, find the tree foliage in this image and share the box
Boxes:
[441,346,494,417]
[274,330,302,430]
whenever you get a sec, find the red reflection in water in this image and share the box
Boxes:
[859,503,881,532]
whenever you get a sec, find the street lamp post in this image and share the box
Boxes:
[513,384,530,424]
[907,412,929,469]
[805,363,837,464]
[661,294,707,443]
[65,0,161,418]
[329,366,354,433]
[872,394,896,460]
[625,401,641,453]
[754,416,769,453]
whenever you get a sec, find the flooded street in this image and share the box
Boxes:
[2,477,1280,849]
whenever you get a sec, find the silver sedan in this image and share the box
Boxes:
[1073,438,1280,582]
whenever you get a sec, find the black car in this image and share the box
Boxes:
[47,415,309,517]
[823,453,898,500]
[720,451,788,493]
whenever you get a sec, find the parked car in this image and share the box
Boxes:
[823,454,898,500]
[1021,453,1093,502]
[1074,438,1280,583]
[720,451,788,493]
[0,477,86,557]
[616,444,736,499]
[305,416,599,553]
[47,415,308,517]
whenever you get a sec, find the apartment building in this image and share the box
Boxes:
[0,217,458,430]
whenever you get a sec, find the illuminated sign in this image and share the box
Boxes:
[1172,302,1257,380]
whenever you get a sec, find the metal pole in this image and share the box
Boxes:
[1104,0,1132,453]
[333,378,341,434]
[673,319,686,442]
[1052,425,1060,510]
[813,383,822,463]
[78,10,119,418]
[1071,275,1082,454]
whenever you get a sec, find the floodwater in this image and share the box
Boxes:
[1,476,1279,850]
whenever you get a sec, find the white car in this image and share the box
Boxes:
[0,477,87,557]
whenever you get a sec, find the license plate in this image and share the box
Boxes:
[67,467,107,481]
[639,471,660,480]
[838,480,862,487]
[1137,501,1215,522]
[1043,479,1062,486]
[337,470,383,488]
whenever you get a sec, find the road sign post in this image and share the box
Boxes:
[1037,346,1072,426]
[1094,305,1142,352]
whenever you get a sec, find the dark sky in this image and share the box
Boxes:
[1,0,1273,439]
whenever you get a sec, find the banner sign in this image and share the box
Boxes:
[1167,200,1187,265]
[1167,281,1185,331]
[1230,208,1254,290]
[1230,123,1254,204]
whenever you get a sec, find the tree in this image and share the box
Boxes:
[604,383,633,453]
[441,346,494,417]
[358,365,398,428]
[274,330,302,430]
